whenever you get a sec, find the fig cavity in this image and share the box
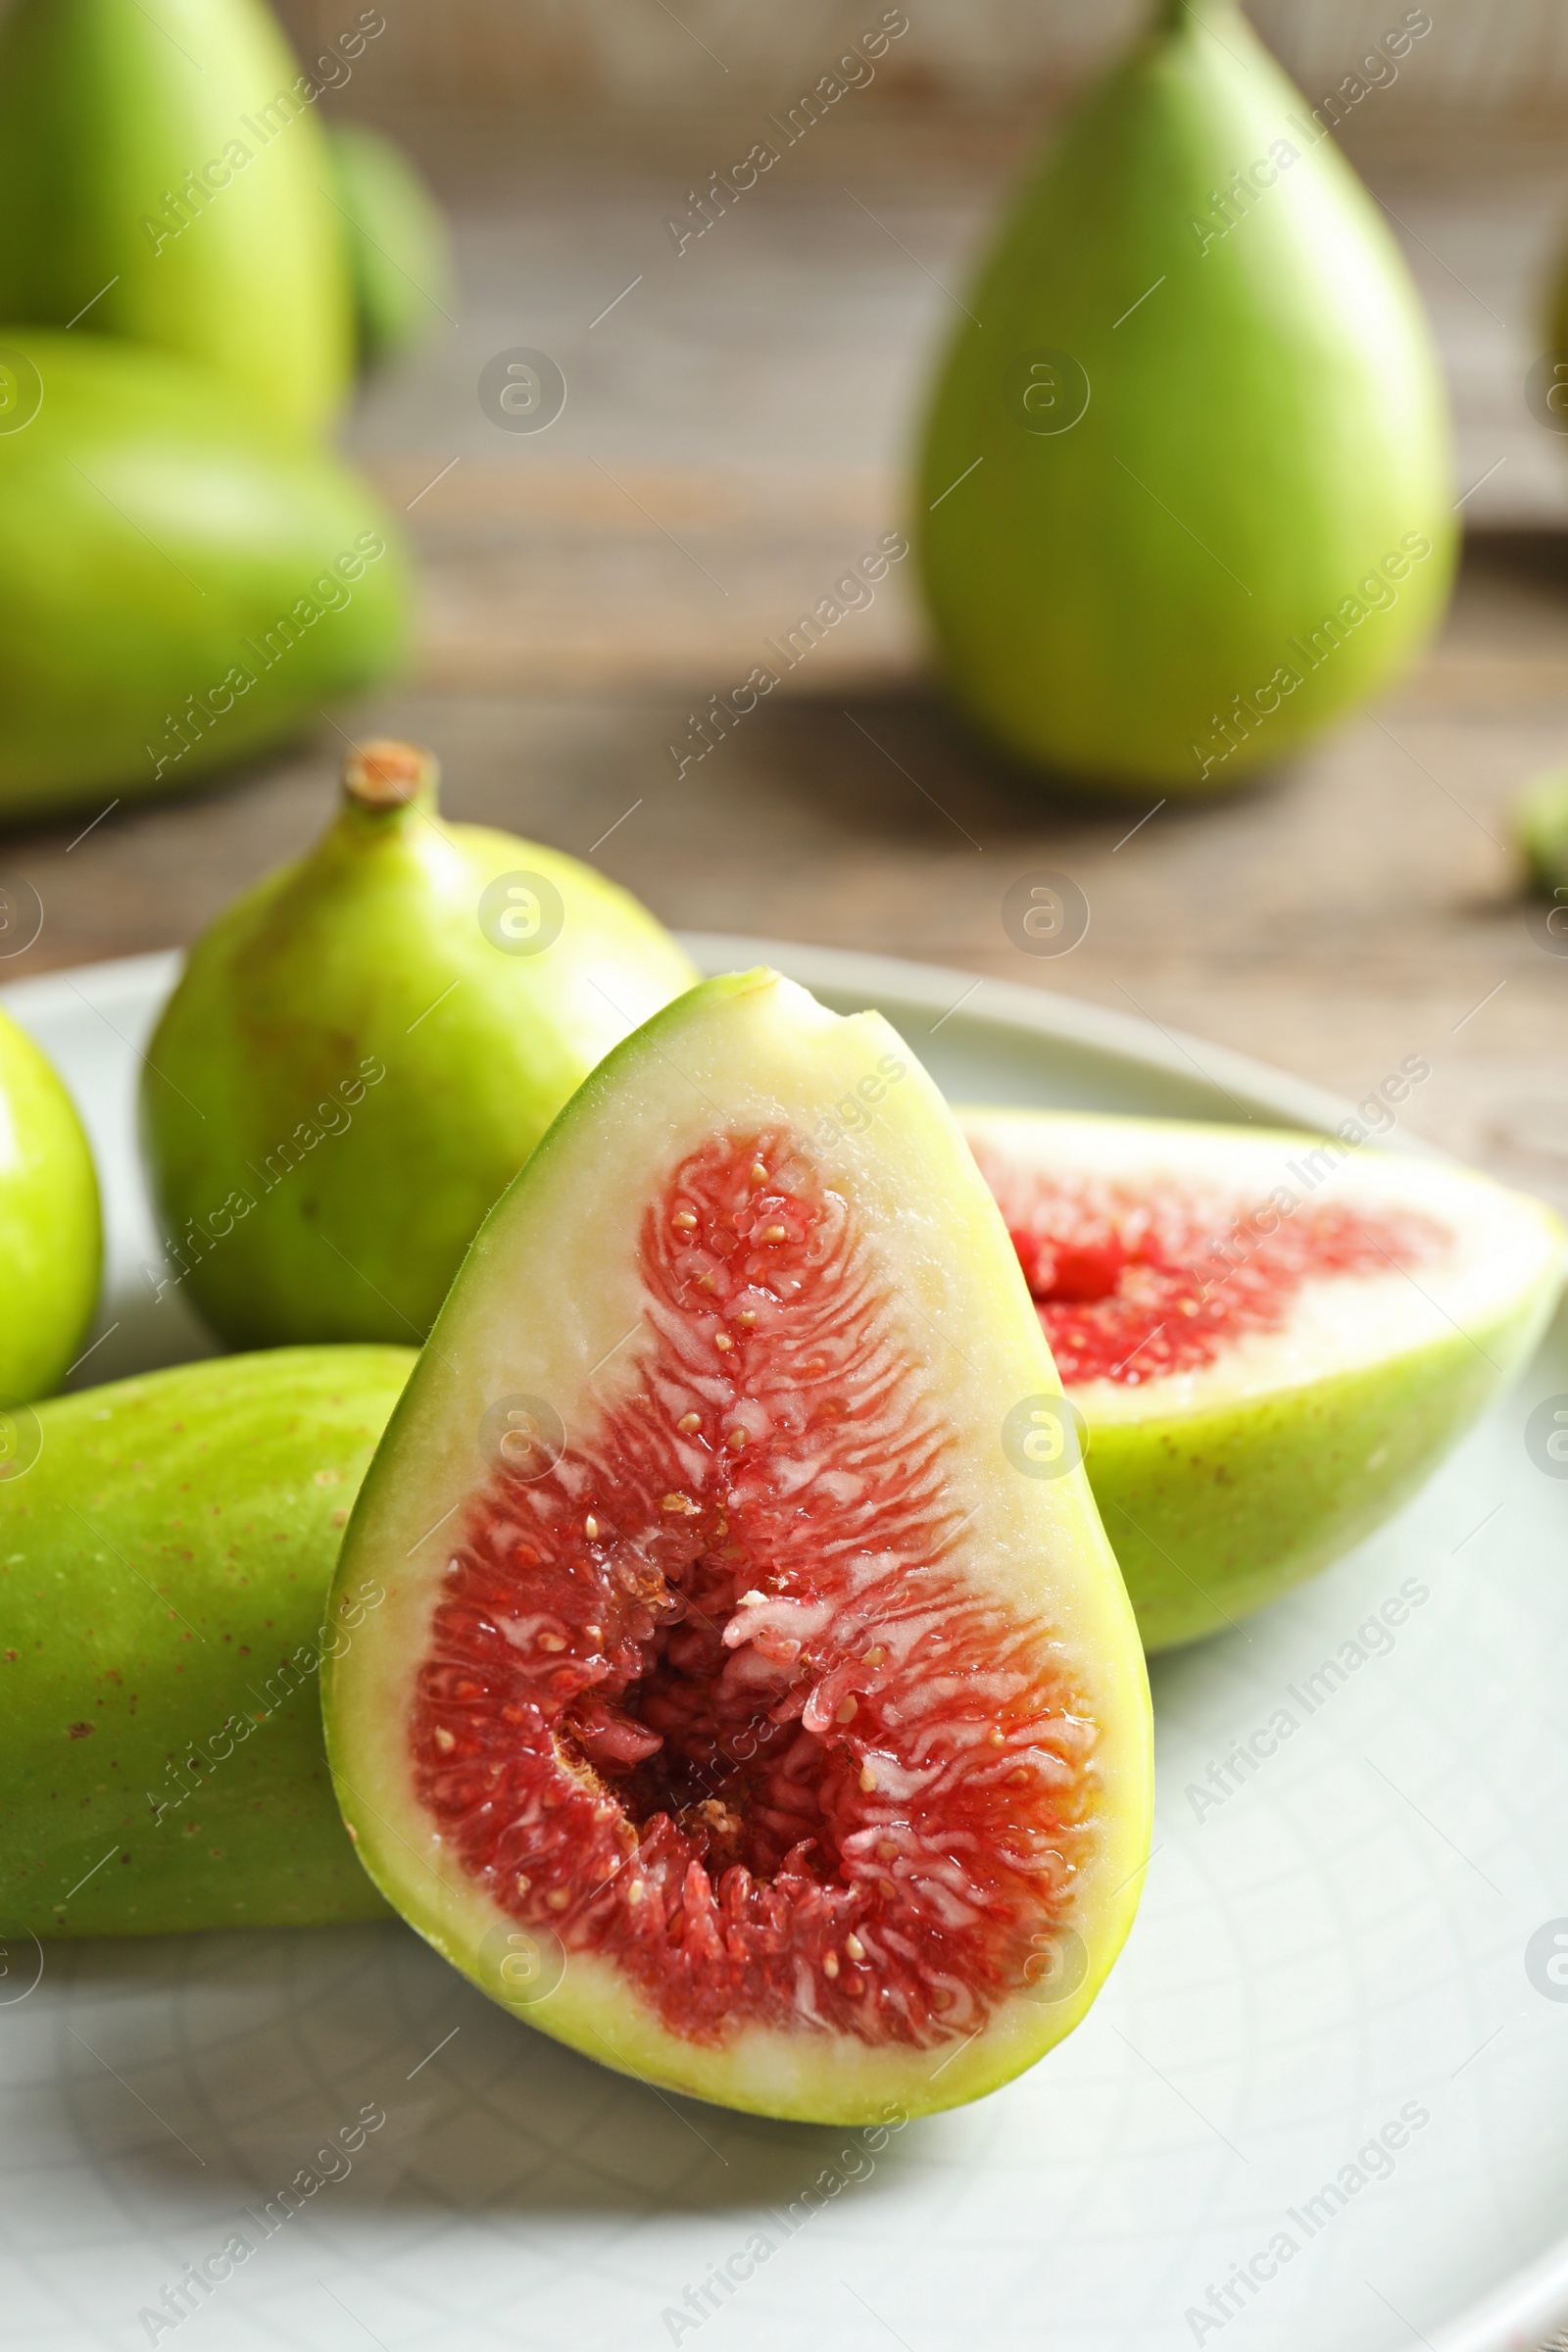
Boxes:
[324,969,1152,2122]
[961,1109,1565,1648]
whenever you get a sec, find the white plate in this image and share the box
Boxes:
[2,940,1565,2352]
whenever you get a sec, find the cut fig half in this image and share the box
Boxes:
[324,971,1152,2123]
[960,1109,1566,1651]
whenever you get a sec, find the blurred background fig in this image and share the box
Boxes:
[0,333,409,821]
[917,0,1455,793]
[1516,762,1568,899]
[328,122,455,374]
[0,0,354,434]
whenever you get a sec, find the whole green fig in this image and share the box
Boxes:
[0,1005,101,1401]
[0,333,409,821]
[1516,764,1568,900]
[917,0,1455,793]
[0,1348,411,1937]
[328,123,455,373]
[0,0,354,433]
[139,742,700,1348]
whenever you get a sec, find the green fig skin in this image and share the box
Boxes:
[0,0,353,433]
[0,1008,102,1402]
[0,1348,412,1938]
[1516,765,1568,899]
[958,1109,1565,1654]
[323,970,1153,2124]
[917,0,1456,792]
[139,760,701,1348]
[329,123,455,374]
[0,333,409,821]
[1096,1335,1531,1653]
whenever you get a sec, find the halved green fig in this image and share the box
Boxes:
[960,1109,1565,1650]
[0,1005,101,1402]
[324,971,1152,2124]
[140,740,699,1348]
[0,1348,412,1937]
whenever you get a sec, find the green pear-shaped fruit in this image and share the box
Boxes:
[0,1348,411,1938]
[0,332,409,821]
[961,1109,1564,1649]
[328,123,455,373]
[1516,763,1568,899]
[323,970,1152,2122]
[1543,241,1568,421]
[140,741,701,1349]
[0,1006,101,1401]
[917,0,1456,793]
[0,0,353,432]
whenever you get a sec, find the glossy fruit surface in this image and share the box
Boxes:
[329,122,454,372]
[0,1347,412,1937]
[0,0,352,431]
[0,1005,101,1402]
[1516,764,1568,899]
[324,970,1152,2123]
[140,742,700,1348]
[917,0,1455,792]
[961,1109,1565,1649]
[0,333,408,820]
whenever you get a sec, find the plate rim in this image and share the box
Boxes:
[2,936,1434,1160]
[1,937,1557,2352]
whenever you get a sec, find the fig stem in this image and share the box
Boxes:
[341,738,440,814]
[1154,0,1238,30]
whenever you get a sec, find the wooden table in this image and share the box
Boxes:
[3,103,1567,2352]
[5,108,1568,1212]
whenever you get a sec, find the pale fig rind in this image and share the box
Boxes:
[324,970,1153,2124]
[960,1107,1566,1651]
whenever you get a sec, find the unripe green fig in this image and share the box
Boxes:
[917,0,1456,794]
[1543,243,1568,421]
[0,333,409,822]
[0,1348,411,1938]
[0,0,353,433]
[139,742,701,1348]
[0,1006,101,1402]
[1516,764,1568,900]
[328,123,455,373]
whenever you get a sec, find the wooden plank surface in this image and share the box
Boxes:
[4,112,1568,1221]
